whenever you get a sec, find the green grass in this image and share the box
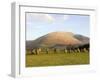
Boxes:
[26,52,89,67]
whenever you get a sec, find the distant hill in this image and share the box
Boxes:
[74,34,89,44]
[26,31,89,49]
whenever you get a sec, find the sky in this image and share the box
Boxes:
[26,13,90,40]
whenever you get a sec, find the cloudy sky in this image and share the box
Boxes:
[26,13,90,40]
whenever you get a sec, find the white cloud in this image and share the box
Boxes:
[45,14,55,23]
[54,15,70,22]
[63,15,70,21]
[26,13,70,25]
[27,13,54,23]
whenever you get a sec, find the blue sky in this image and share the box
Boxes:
[26,13,90,40]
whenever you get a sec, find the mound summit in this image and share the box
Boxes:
[26,31,89,49]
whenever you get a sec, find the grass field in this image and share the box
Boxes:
[26,51,89,67]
